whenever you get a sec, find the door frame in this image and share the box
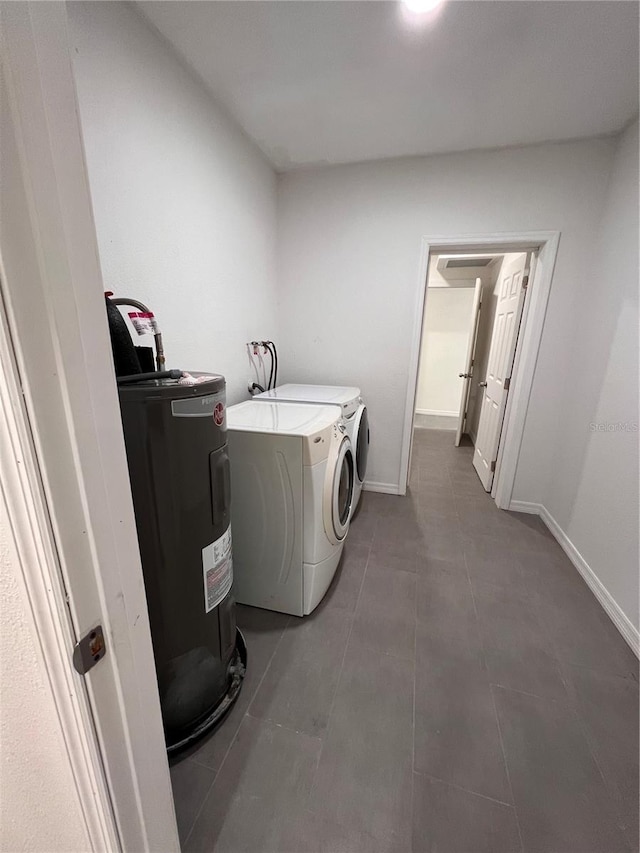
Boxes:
[399,232,560,508]
[0,277,119,851]
[455,276,483,447]
[1,4,179,850]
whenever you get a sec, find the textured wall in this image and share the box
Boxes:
[0,510,90,852]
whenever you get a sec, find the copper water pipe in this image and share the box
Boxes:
[111,297,165,371]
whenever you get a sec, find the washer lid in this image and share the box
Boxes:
[227,401,341,435]
[256,384,361,406]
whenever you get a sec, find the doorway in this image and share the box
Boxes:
[400,233,560,508]
[413,252,502,439]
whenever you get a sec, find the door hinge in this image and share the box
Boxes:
[522,275,529,290]
[490,460,496,473]
[504,377,511,391]
[73,625,107,675]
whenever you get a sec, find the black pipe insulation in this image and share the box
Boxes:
[266,343,274,390]
[117,369,184,385]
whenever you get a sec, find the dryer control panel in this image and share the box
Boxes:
[303,423,333,466]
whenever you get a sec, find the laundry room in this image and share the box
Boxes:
[2,2,638,853]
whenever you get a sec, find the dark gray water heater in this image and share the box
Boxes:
[118,374,244,754]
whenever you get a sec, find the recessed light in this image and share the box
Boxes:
[401,0,445,15]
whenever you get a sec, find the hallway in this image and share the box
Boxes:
[171,429,639,852]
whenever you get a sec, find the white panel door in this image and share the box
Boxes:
[473,254,530,490]
[455,278,483,447]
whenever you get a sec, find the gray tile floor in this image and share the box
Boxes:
[171,429,639,852]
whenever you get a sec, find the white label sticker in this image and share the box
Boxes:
[202,526,233,613]
[128,311,159,336]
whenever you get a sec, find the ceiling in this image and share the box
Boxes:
[138,1,639,172]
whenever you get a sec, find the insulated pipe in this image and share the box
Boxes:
[117,369,183,385]
[111,297,166,371]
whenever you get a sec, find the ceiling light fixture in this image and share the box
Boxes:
[401,0,445,15]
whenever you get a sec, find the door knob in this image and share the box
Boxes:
[479,381,488,387]
[459,372,471,379]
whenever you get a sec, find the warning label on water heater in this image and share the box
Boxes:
[128,311,159,336]
[202,526,233,613]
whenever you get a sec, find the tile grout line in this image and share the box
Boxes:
[488,680,570,705]
[243,709,324,743]
[182,615,292,848]
[556,660,634,841]
[304,528,375,812]
[410,520,419,853]
[180,753,217,847]
[462,541,526,853]
[183,753,220,774]
[558,657,639,683]
[413,768,516,809]
[411,437,465,848]
[347,638,416,664]
[487,686,525,852]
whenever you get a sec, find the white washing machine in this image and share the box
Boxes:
[226,401,354,616]
[255,385,369,512]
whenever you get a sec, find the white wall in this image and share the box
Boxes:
[415,283,474,415]
[548,119,639,632]
[0,516,91,853]
[277,137,615,494]
[68,2,278,405]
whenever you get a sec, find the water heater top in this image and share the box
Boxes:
[118,371,225,401]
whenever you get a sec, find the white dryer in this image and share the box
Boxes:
[226,401,354,616]
[255,385,369,512]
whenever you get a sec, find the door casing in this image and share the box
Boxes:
[400,232,560,508]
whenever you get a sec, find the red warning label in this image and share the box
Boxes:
[128,311,159,336]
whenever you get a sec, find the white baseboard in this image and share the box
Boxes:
[540,506,639,658]
[414,413,457,431]
[362,481,401,495]
[415,408,459,417]
[508,500,639,658]
[508,500,542,515]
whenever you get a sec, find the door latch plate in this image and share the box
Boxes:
[73,624,107,675]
